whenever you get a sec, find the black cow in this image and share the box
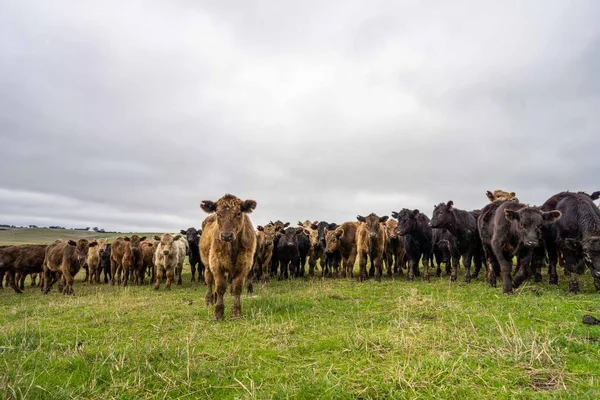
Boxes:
[479,201,561,294]
[180,227,204,283]
[276,227,304,280]
[431,228,458,278]
[311,221,338,276]
[430,201,484,282]
[393,209,433,281]
[541,191,600,293]
[269,221,290,277]
[100,244,112,283]
[297,230,310,277]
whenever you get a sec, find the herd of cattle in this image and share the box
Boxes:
[1,190,600,320]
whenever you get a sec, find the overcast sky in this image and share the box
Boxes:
[1,1,599,232]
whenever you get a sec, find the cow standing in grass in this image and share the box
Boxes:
[325,222,359,278]
[0,244,46,294]
[268,220,290,277]
[431,228,457,278]
[43,239,97,295]
[181,227,204,283]
[100,243,112,283]
[356,214,388,282]
[384,219,406,277]
[393,209,433,281]
[200,194,257,320]
[110,235,146,286]
[153,233,187,290]
[135,241,155,285]
[253,224,277,283]
[277,227,305,280]
[86,238,108,284]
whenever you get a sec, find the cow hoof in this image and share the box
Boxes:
[549,275,558,285]
[464,276,471,284]
[534,274,543,283]
[450,276,457,283]
[503,291,513,296]
[408,276,414,282]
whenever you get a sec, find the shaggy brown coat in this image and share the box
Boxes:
[110,235,146,286]
[43,239,97,295]
[253,224,277,283]
[0,244,46,293]
[356,214,389,281]
[384,219,407,276]
[86,238,108,284]
[200,194,257,320]
[325,221,359,278]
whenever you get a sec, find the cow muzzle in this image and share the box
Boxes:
[163,250,170,256]
[265,240,273,246]
[287,242,295,247]
[221,232,233,242]
[524,240,539,248]
[369,232,377,239]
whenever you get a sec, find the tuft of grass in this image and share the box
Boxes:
[2,261,600,399]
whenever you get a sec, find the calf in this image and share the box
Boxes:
[110,235,146,286]
[384,219,407,276]
[268,220,290,277]
[86,238,108,284]
[299,221,325,276]
[430,201,483,282]
[181,227,204,283]
[277,227,305,279]
[200,194,257,320]
[325,222,359,278]
[253,224,277,282]
[153,233,187,290]
[312,221,339,276]
[100,243,112,283]
[0,244,46,294]
[43,239,97,295]
[542,192,600,293]
[431,228,458,278]
[480,201,561,294]
[135,241,155,285]
[393,209,433,281]
[356,213,388,281]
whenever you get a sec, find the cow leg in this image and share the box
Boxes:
[205,268,215,305]
[62,267,75,295]
[42,268,58,294]
[110,258,117,286]
[546,239,559,285]
[16,273,25,291]
[308,255,316,277]
[462,250,473,283]
[30,274,38,287]
[492,243,514,294]
[407,257,416,282]
[374,254,383,282]
[231,273,245,318]
[471,249,483,279]
[154,265,163,290]
[358,252,368,282]
[190,261,197,282]
[421,252,430,282]
[214,273,227,321]
[165,266,174,290]
[7,271,23,294]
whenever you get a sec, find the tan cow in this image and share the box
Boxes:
[153,233,187,290]
[200,194,257,320]
[253,224,277,283]
[86,238,108,284]
[486,190,517,202]
[356,213,389,281]
[384,219,407,276]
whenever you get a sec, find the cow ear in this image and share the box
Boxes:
[324,227,328,235]
[486,191,494,201]
[510,192,516,197]
[295,227,304,234]
[380,216,389,223]
[591,191,600,201]
[564,238,582,252]
[336,229,344,238]
[154,235,161,241]
[180,230,186,234]
[542,210,562,223]
[139,236,146,241]
[328,223,338,230]
[297,221,304,227]
[148,243,153,247]
[412,209,420,217]
[284,222,290,227]
[89,241,98,247]
[447,200,454,210]
[257,225,264,231]
[357,215,366,222]
[241,199,257,213]
[124,237,131,242]
[68,240,77,246]
[391,211,398,219]
[504,209,520,222]
[197,229,202,235]
[200,200,217,213]
[174,234,182,241]
[310,222,318,230]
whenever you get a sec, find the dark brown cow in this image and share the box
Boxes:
[0,244,46,293]
[200,194,257,320]
[253,224,277,283]
[384,219,407,276]
[110,235,146,286]
[356,214,389,281]
[43,239,97,295]
[136,241,155,285]
[325,221,359,278]
[86,238,108,284]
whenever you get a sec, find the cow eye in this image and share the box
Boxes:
[237,212,242,217]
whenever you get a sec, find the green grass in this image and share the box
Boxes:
[2,260,600,399]
[0,228,160,246]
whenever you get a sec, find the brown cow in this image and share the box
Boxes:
[200,194,257,320]
[486,190,517,202]
[136,241,155,285]
[86,238,108,284]
[0,244,46,294]
[43,239,97,295]
[110,235,146,286]
[325,221,359,278]
[297,220,326,276]
[253,224,277,283]
[356,214,389,281]
[384,219,407,276]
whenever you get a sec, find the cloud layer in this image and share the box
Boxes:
[1,1,599,231]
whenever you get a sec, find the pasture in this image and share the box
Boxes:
[2,255,600,399]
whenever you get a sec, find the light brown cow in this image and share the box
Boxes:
[110,235,146,286]
[136,241,155,285]
[86,238,108,284]
[297,220,325,276]
[200,194,257,320]
[153,233,187,290]
[325,221,359,278]
[384,219,407,276]
[43,239,97,295]
[356,213,389,281]
[486,190,517,202]
[253,224,277,283]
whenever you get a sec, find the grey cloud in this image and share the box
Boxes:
[1,0,599,232]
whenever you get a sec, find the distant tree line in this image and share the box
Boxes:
[0,224,117,233]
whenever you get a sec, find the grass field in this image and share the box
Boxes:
[2,254,600,399]
[0,228,160,246]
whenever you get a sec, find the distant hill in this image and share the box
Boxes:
[0,228,161,245]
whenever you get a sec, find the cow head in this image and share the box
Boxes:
[564,237,600,279]
[430,201,455,230]
[279,227,305,248]
[96,238,108,255]
[269,220,290,233]
[154,233,182,256]
[257,224,277,247]
[504,207,561,248]
[357,213,388,240]
[325,227,344,254]
[486,189,517,203]
[385,219,398,240]
[200,194,257,243]
[124,235,146,253]
[69,239,97,267]
[180,227,201,245]
[393,209,421,236]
